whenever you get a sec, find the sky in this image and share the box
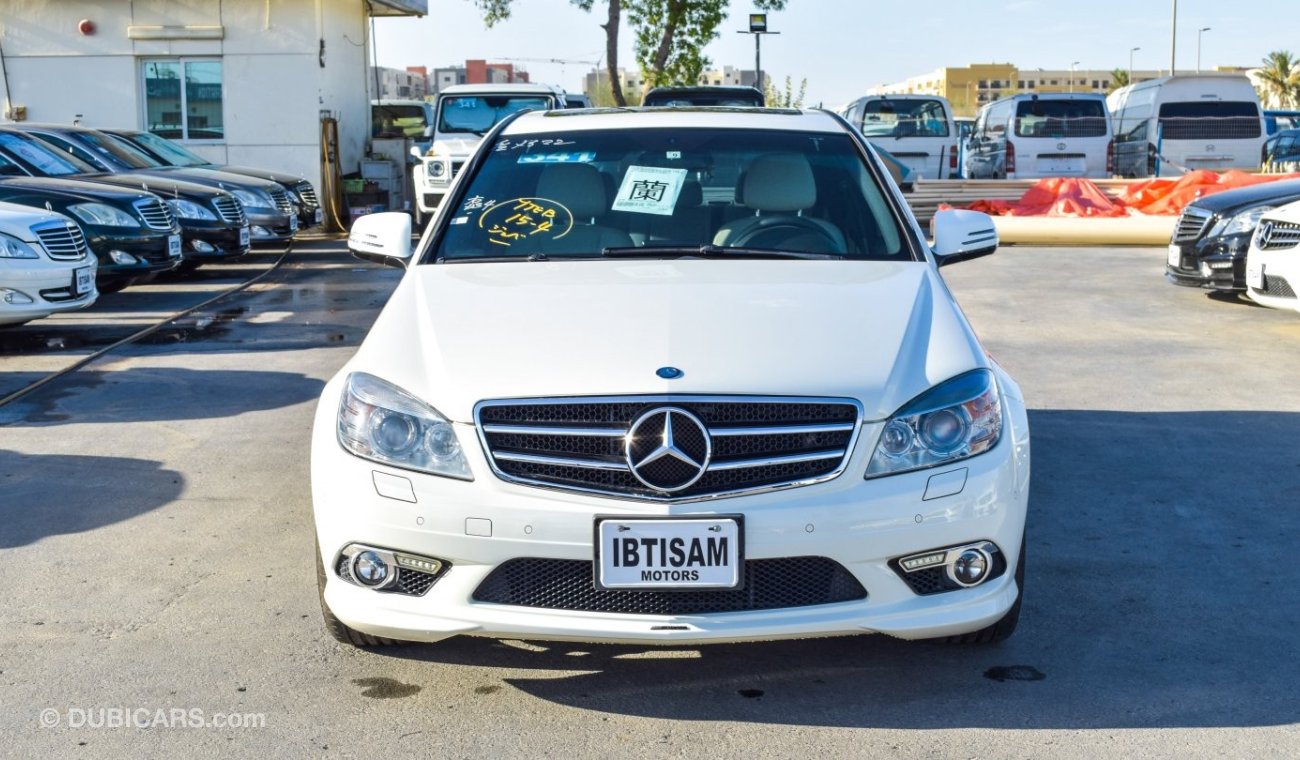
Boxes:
[374,0,1300,107]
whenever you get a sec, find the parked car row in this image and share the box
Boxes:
[0,124,321,326]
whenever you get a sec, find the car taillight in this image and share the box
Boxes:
[1147,142,1158,175]
[949,145,958,173]
[1106,139,1115,175]
[1005,141,1016,175]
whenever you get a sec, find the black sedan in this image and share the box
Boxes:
[104,129,323,231]
[16,124,299,243]
[0,154,181,291]
[0,129,249,270]
[1167,178,1300,291]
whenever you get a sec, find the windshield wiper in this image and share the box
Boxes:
[601,245,843,261]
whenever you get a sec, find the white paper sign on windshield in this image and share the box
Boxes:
[611,165,688,216]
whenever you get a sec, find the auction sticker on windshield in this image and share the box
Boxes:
[595,516,743,590]
[611,165,687,216]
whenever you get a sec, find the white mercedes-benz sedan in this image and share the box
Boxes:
[1245,199,1300,315]
[0,200,97,326]
[312,107,1030,648]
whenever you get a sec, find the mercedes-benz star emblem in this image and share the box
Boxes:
[656,366,684,379]
[1257,221,1275,249]
[625,407,712,493]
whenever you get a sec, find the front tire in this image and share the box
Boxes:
[316,541,400,647]
[939,535,1024,645]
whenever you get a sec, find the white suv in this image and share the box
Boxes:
[0,200,97,326]
[314,108,1030,648]
[1245,199,1300,314]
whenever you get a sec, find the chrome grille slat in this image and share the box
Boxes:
[269,188,294,215]
[31,220,89,261]
[295,182,319,207]
[1173,207,1212,243]
[476,395,863,502]
[133,198,175,230]
[212,195,247,225]
[1259,221,1300,250]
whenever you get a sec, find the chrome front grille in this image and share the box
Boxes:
[1173,206,1212,243]
[1258,221,1300,250]
[31,220,89,261]
[134,198,175,230]
[295,182,319,207]
[476,396,863,502]
[212,194,247,225]
[269,188,294,215]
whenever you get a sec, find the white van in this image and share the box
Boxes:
[413,83,566,216]
[1107,75,1266,177]
[965,93,1113,179]
[840,95,959,179]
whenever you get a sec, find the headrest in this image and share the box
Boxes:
[677,179,702,208]
[536,164,607,218]
[741,153,816,212]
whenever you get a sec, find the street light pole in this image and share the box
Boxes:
[1070,61,1080,93]
[1129,46,1140,87]
[1170,0,1178,75]
[1197,27,1211,73]
[737,14,779,96]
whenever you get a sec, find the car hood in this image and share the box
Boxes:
[211,166,309,186]
[80,173,232,201]
[0,176,155,205]
[1264,199,1300,224]
[431,137,483,159]
[131,167,283,192]
[347,260,988,423]
[1187,178,1300,215]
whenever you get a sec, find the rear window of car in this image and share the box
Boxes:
[428,127,909,263]
[858,99,950,137]
[1014,99,1108,138]
[1158,101,1262,140]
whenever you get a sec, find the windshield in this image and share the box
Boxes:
[121,131,209,167]
[858,99,950,137]
[1158,101,1262,140]
[1014,99,1108,138]
[438,96,551,135]
[430,127,909,263]
[372,104,431,139]
[0,132,96,176]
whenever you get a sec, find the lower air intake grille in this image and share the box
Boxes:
[1252,275,1297,299]
[472,556,867,615]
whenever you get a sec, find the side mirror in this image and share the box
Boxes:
[931,209,997,266]
[348,212,413,269]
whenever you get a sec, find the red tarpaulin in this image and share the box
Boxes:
[957,172,1300,218]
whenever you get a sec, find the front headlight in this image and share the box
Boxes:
[67,203,141,228]
[1208,205,1276,238]
[0,233,40,259]
[866,369,1002,478]
[336,372,472,480]
[232,189,273,210]
[165,198,218,220]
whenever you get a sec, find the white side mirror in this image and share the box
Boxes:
[348,212,413,268]
[931,209,998,266]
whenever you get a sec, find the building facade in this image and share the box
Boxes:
[0,0,426,208]
[370,65,431,100]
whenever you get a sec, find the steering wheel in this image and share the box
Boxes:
[729,217,844,254]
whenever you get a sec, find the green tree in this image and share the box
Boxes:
[1256,50,1300,109]
[1106,68,1129,94]
[763,75,807,108]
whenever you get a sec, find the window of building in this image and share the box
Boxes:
[142,58,224,141]
[1027,81,1035,89]
[1050,79,1058,86]
[978,80,988,89]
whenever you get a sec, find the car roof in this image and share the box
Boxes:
[501,107,843,135]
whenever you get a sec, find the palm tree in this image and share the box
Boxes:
[1256,50,1300,109]
[1107,68,1130,94]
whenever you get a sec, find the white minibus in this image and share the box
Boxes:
[840,95,959,179]
[965,93,1113,179]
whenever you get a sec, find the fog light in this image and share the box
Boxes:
[191,239,215,253]
[1200,262,1212,276]
[109,250,139,265]
[1209,261,1233,270]
[351,550,391,587]
[1,288,35,305]
[394,553,443,574]
[251,225,272,238]
[949,548,991,587]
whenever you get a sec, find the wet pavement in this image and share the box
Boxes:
[2,243,1300,758]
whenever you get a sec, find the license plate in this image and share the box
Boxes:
[595,516,742,590]
[1167,244,1182,268]
[168,234,181,258]
[289,214,299,233]
[1247,260,1265,290]
[239,226,250,247]
[314,207,323,225]
[73,266,93,296]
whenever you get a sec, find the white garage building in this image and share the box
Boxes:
[0,0,425,225]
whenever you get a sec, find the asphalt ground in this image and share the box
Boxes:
[2,238,1298,758]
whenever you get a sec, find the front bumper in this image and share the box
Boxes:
[246,209,298,243]
[180,221,251,263]
[311,379,1031,646]
[1166,233,1250,291]
[1246,249,1300,313]
[0,256,98,324]
[86,228,182,284]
